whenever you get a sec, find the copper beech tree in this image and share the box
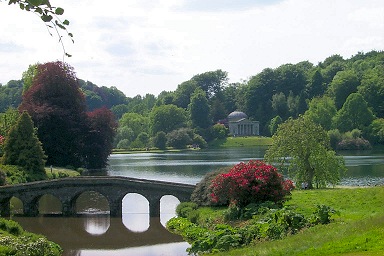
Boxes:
[20,61,116,169]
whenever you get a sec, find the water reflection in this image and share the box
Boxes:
[83,215,110,235]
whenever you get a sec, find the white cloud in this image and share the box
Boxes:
[0,0,383,97]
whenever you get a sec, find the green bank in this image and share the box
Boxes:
[173,186,384,256]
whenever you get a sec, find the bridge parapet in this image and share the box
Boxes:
[0,176,196,217]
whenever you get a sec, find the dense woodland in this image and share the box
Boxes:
[1,51,383,157]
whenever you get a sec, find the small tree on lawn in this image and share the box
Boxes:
[210,160,294,207]
[2,112,46,180]
[265,115,346,189]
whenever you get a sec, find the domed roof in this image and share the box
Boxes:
[228,111,248,121]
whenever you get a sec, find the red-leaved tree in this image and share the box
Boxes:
[85,107,117,169]
[210,160,294,207]
[19,61,117,169]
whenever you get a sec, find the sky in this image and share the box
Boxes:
[0,0,383,97]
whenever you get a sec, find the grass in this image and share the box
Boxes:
[208,136,272,148]
[44,166,80,178]
[197,186,384,256]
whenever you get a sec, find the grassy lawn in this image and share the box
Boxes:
[44,166,80,178]
[208,136,272,148]
[198,186,384,256]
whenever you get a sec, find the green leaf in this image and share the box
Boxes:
[41,14,53,22]
[27,0,43,6]
[55,7,64,15]
[19,3,25,10]
[63,20,70,26]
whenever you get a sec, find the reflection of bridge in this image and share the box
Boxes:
[0,177,196,217]
[13,215,185,250]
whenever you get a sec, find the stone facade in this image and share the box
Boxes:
[227,111,259,136]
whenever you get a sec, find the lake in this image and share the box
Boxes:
[9,146,384,255]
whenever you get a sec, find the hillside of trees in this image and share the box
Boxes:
[1,50,383,155]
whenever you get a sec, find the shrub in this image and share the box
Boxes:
[210,160,294,207]
[191,167,230,206]
[310,204,339,224]
[166,128,193,149]
[0,164,28,185]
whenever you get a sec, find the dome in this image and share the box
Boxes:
[227,111,248,122]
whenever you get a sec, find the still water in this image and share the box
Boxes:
[10,147,384,255]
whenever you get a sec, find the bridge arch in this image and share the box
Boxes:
[38,194,62,214]
[74,190,110,214]
[122,193,149,232]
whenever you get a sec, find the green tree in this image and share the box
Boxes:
[173,80,198,109]
[268,115,283,136]
[192,69,228,99]
[265,115,346,189]
[119,112,149,139]
[2,112,46,180]
[327,70,360,109]
[166,128,193,149]
[189,88,211,129]
[0,108,20,137]
[153,131,167,149]
[150,104,186,135]
[271,92,289,120]
[304,96,337,130]
[358,67,384,118]
[333,93,375,133]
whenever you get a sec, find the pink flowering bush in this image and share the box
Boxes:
[210,160,294,207]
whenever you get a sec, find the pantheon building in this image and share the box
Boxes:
[227,111,259,136]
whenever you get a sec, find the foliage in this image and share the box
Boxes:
[0,164,27,184]
[4,0,73,57]
[150,104,186,135]
[209,123,228,140]
[85,107,117,169]
[304,96,336,130]
[268,115,283,136]
[0,108,20,137]
[191,69,228,99]
[333,93,375,133]
[367,118,384,144]
[265,115,346,189]
[19,61,117,169]
[327,70,359,109]
[0,218,62,256]
[210,160,294,207]
[327,129,342,149]
[19,61,89,168]
[191,167,230,206]
[0,81,23,112]
[152,131,167,149]
[166,128,193,149]
[192,134,207,149]
[2,112,46,181]
[167,202,338,255]
[188,88,211,129]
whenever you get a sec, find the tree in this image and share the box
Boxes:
[119,112,149,139]
[4,0,73,57]
[189,88,211,129]
[304,96,337,130]
[2,111,46,180]
[358,68,384,118]
[173,80,198,109]
[85,107,117,169]
[327,70,360,109]
[265,115,346,189]
[150,104,186,135]
[153,131,167,149]
[166,128,193,149]
[268,115,283,136]
[333,93,375,133]
[0,107,20,137]
[19,61,89,168]
[191,70,228,99]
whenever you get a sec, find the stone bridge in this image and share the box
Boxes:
[0,176,196,217]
